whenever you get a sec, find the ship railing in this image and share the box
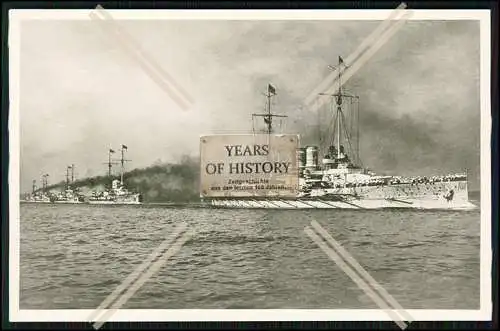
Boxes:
[305,172,468,191]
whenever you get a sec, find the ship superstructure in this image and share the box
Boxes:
[88,145,143,205]
[205,57,476,210]
[51,164,85,203]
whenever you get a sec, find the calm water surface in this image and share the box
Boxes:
[20,201,480,309]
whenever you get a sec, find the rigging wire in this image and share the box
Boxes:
[349,97,353,149]
[340,110,356,165]
[357,98,363,168]
[330,105,339,154]
[317,99,323,154]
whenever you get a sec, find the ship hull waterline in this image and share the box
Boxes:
[52,201,85,204]
[87,200,142,205]
[20,200,136,205]
[20,200,53,204]
[207,198,477,210]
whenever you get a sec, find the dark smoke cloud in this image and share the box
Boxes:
[42,155,201,202]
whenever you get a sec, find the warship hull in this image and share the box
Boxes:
[207,180,477,210]
[87,146,143,205]
[87,200,142,205]
[20,200,52,204]
[20,194,52,204]
[88,193,142,205]
[52,200,84,204]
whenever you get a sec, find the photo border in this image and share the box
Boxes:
[3,1,496,327]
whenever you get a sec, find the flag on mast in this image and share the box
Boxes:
[268,84,276,95]
[122,144,128,150]
[339,56,344,64]
[109,148,115,153]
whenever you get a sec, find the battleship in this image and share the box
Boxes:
[21,166,85,204]
[202,57,477,210]
[21,177,52,203]
[88,145,143,205]
[51,164,85,204]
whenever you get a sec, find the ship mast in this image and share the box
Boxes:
[266,85,273,134]
[119,144,131,186]
[66,166,71,189]
[319,56,360,167]
[32,180,36,194]
[42,174,49,193]
[104,148,118,178]
[336,61,341,159]
[108,149,114,177]
[252,84,287,134]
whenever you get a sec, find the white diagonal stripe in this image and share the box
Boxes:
[92,229,193,329]
[89,11,190,110]
[93,5,194,104]
[89,6,193,110]
[308,9,413,114]
[303,2,409,107]
[87,223,187,322]
[305,227,409,329]
[310,220,414,322]
[325,10,413,94]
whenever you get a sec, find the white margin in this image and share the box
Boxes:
[9,8,22,323]
[478,9,492,319]
[12,309,491,322]
[5,9,493,21]
[8,8,492,323]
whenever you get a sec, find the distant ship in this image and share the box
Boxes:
[21,167,85,204]
[51,164,85,204]
[21,176,52,203]
[204,57,477,210]
[88,145,143,205]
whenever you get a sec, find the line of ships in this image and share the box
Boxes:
[21,57,477,210]
[21,145,142,205]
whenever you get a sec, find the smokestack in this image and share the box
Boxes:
[306,146,319,170]
[297,148,306,169]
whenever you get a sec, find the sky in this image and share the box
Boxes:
[18,17,481,192]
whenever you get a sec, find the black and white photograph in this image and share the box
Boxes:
[8,6,492,327]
